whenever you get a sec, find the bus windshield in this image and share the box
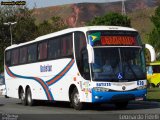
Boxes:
[91,47,146,82]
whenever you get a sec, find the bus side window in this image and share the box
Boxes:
[60,34,73,57]
[11,48,19,66]
[38,42,48,60]
[48,38,57,59]
[74,31,90,80]
[28,44,37,63]
[66,34,73,56]
[5,51,11,66]
[19,46,27,64]
[81,47,90,80]
[61,37,67,56]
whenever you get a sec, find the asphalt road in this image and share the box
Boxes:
[0,96,160,120]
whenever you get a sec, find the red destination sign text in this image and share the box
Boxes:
[101,36,136,45]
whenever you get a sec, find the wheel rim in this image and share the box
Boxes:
[73,92,80,106]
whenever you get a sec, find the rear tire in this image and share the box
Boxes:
[5,95,9,98]
[26,88,34,106]
[115,101,128,109]
[71,88,83,110]
[20,89,27,105]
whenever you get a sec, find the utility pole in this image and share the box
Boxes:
[122,0,126,15]
[3,22,17,45]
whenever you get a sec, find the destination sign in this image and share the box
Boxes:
[101,36,136,46]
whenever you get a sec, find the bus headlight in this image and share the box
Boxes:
[137,85,147,90]
[93,87,110,92]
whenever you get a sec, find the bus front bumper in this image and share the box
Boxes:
[92,89,147,103]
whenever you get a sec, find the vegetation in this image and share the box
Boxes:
[0,6,67,72]
[37,16,67,36]
[128,7,155,43]
[148,6,160,60]
[147,88,160,102]
[86,12,131,27]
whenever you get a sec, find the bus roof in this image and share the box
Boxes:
[5,26,137,51]
[147,61,160,66]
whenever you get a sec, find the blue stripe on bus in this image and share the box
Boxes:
[5,66,54,100]
[5,59,75,100]
[46,59,74,86]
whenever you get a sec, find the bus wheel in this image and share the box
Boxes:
[20,89,27,105]
[115,101,128,109]
[71,88,83,110]
[26,88,34,106]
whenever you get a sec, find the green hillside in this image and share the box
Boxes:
[129,7,156,43]
[33,1,159,43]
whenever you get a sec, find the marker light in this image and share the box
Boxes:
[137,85,147,90]
[93,87,110,92]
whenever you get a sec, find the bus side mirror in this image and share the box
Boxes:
[87,44,94,63]
[145,44,156,62]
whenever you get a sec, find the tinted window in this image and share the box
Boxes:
[74,32,86,60]
[48,33,73,59]
[28,44,37,63]
[61,34,73,57]
[11,48,19,65]
[5,51,11,66]
[19,46,27,64]
[38,42,48,60]
[74,32,90,80]
[48,37,60,59]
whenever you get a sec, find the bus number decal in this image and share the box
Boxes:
[137,80,144,86]
[96,83,111,87]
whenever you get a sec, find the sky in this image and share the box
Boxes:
[1,0,121,9]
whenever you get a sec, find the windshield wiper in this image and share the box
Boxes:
[126,62,138,80]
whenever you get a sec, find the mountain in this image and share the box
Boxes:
[32,0,160,42]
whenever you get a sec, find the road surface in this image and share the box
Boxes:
[0,96,160,120]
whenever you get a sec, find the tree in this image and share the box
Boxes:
[0,6,68,73]
[86,12,131,27]
[37,16,67,36]
[148,6,160,60]
[0,6,37,43]
[0,6,38,72]
[14,7,38,43]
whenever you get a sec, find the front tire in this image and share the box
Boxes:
[26,88,34,106]
[71,88,83,110]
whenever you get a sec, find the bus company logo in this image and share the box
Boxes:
[40,65,52,72]
[122,86,126,90]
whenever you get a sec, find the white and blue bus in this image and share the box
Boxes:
[4,26,153,110]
